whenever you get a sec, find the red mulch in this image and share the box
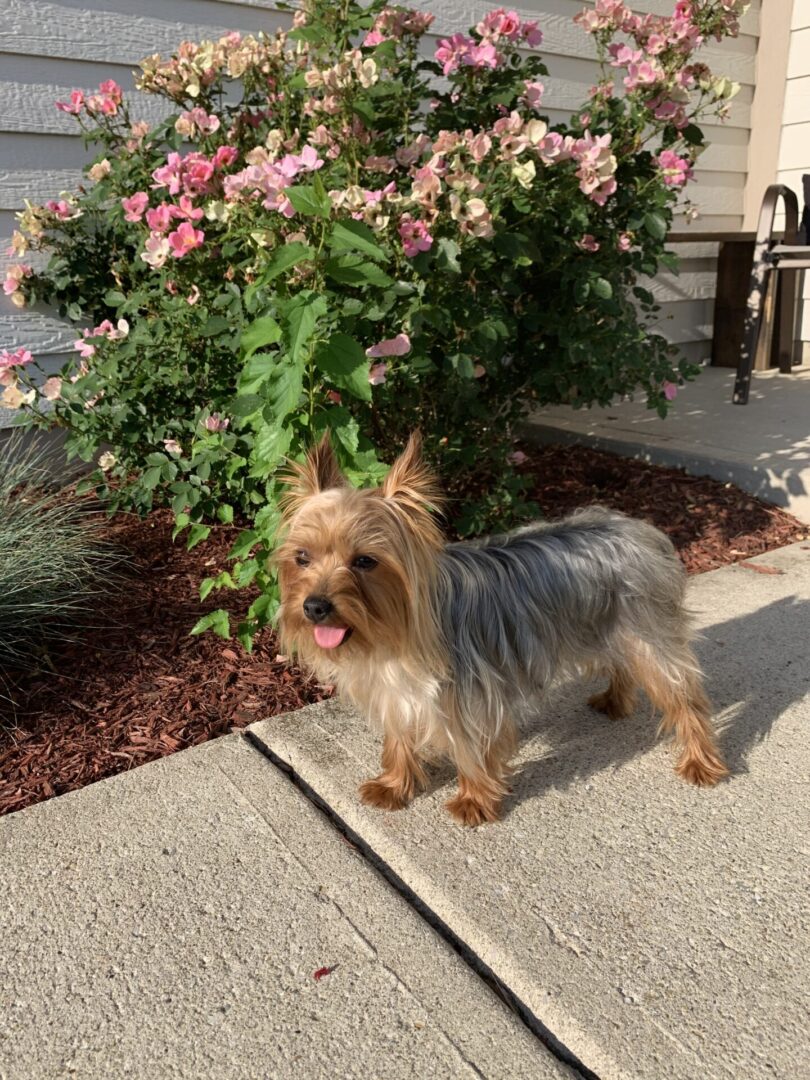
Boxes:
[1,443,805,817]
[518,443,805,574]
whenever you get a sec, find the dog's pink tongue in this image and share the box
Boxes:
[313,625,348,649]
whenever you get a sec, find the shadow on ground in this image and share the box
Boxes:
[474,594,810,816]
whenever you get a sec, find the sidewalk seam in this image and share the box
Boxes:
[243,728,602,1080]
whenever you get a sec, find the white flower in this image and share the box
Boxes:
[98,451,116,471]
[88,159,111,181]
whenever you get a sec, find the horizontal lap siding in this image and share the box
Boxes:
[1,0,757,408]
[779,3,810,344]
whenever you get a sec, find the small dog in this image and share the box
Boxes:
[277,433,728,826]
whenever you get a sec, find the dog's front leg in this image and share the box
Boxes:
[359,730,427,812]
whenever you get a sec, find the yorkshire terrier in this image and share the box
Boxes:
[277,433,728,826]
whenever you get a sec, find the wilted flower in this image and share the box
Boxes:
[368,362,388,385]
[366,334,410,358]
[98,451,116,471]
[163,438,182,455]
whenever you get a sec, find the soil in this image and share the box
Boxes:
[1,442,805,817]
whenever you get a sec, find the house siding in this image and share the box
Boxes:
[778,0,810,347]
[1,0,761,420]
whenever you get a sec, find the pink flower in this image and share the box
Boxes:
[507,450,528,465]
[523,80,545,109]
[368,362,388,385]
[363,29,387,46]
[213,145,238,170]
[522,20,543,47]
[167,221,204,258]
[656,149,693,188]
[41,376,62,401]
[45,199,79,221]
[326,390,342,405]
[3,264,32,295]
[398,215,433,257]
[86,80,122,116]
[617,232,632,252]
[203,412,230,432]
[73,338,96,360]
[176,194,204,221]
[366,333,411,359]
[477,8,522,41]
[186,285,201,305]
[152,153,184,195]
[435,33,491,76]
[99,80,122,104]
[663,381,678,401]
[121,192,149,222]
[145,204,175,232]
[0,347,33,369]
[624,60,663,92]
[577,234,600,252]
[55,90,85,115]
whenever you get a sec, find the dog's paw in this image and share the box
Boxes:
[587,689,630,721]
[445,793,501,827]
[359,777,409,811]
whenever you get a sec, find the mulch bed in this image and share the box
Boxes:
[1,442,805,817]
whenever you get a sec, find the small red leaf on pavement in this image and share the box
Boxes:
[313,965,337,981]
[739,562,784,575]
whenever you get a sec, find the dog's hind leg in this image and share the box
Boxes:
[588,665,638,720]
[359,729,428,812]
[629,640,728,787]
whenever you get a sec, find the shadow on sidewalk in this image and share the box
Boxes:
[502,594,810,814]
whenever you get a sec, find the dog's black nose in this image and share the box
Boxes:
[303,595,334,624]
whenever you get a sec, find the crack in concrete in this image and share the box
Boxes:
[243,729,602,1080]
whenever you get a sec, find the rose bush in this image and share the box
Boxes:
[3,0,747,644]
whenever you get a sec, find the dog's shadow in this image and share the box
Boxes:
[436,596,809,818]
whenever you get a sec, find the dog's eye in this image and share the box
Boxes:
[295,551,311,568]
[352,555,378,572]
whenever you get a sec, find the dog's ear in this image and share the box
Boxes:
[280,433,346,516]
[381,431,442,516]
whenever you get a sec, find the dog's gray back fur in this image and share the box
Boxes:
[436,507,686,719]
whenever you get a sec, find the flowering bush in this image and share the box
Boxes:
[3,0,746,644]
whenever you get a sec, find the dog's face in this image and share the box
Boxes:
[276,433,444,666]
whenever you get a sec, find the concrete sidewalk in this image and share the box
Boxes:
[0,736,565,1079]
[3,546,809,1079]
[251,542,810,1080]
[525,366,810,524]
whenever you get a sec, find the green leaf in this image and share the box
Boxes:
[314,333,372,402]
[190,608,231,639]
[239,352,277,394]
[104,289,126,306]
[217,503,234,524]
[263,359,304,420]
[435,237,461,273]
[283,292,327,362]
[285,184,332,218]
[329,219,385,261]
[644,212,667,241]
[230,529,259,559]
[252,423,293,475]
[259,241,315,282]
[141,466,162,490]
[324,254,393,288]
[201,316,230,338]
[592,278,613,300]
[240,317,281,359]
[187,523,211,550]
